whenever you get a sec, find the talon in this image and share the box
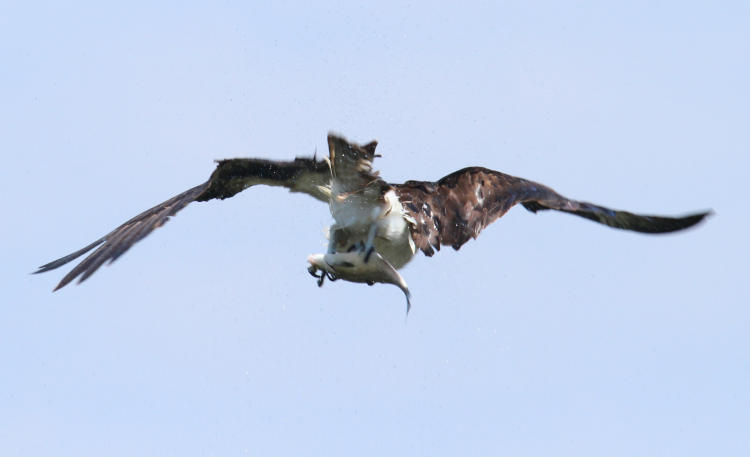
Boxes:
[326,272,339,282]
[364,246,374,263]
[308,265,326,287]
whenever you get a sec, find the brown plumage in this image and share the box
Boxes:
[394,167,709,257]
[34,133,710,294]
[327,135,381,193]
[35,157,329,291]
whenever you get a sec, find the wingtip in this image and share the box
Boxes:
[653,209,712,233]
[686,209,713,228]
[52,277,73,292]
[30,262,67,291]
[31,261,58,275]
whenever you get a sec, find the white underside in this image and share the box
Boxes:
[327,186,416,269]
[307,183,416,305]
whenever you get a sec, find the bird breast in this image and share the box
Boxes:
[372,190,416,269]
[328,182,416,270]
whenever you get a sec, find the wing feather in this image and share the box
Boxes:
[35,157,329,290]
[394,167,710,256]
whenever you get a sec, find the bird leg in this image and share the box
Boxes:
[363,224,378,263]
[326,225,339,254]
[364,246,375,263]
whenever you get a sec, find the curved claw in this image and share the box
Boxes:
[308,264,326,287]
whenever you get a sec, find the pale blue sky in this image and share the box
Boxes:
[1,1,748,456]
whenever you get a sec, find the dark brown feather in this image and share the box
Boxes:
[34,157,329,290]
[394,167,710,256]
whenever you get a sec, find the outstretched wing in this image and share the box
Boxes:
[35,156,330,290]
[394,167,710,256]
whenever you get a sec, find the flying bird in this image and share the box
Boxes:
[35,134,710,311]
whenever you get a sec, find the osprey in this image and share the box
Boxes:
[35,134,709,312]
